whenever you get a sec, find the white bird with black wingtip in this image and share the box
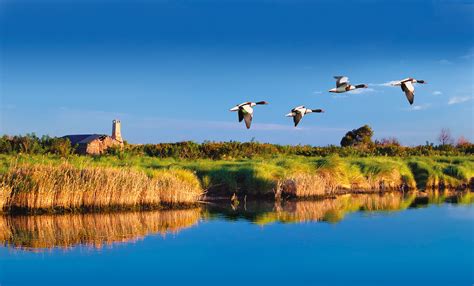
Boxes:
[286,106,324,127]
[329,76,368,93]
[391,78,426,105]
[230,101,269,129]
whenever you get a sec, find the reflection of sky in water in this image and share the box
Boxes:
[0,197,473,286]
[445,204,474,221]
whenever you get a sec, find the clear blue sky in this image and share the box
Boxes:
[1,0,473,145]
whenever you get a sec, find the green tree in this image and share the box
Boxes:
[48,138,72,157]
[340,125,374,147]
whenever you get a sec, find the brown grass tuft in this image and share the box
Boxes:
[0,163,203,212]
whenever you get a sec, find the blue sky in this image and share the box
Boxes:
[1,0,473,145]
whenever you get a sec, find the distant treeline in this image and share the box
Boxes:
[0,134,73,156]
[127,141,474,158]
[1,134,473,159]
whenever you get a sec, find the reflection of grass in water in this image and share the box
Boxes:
[425,190,452,205]
[0,208,201,250]
[456,192,474,205]
[253,193,418,225]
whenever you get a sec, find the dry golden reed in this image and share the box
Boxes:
[0,208,201,250]
[279,169,406,198]
[0,163,203,212]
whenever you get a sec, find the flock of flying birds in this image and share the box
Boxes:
[230,76,427,129]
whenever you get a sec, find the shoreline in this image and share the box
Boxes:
[0,154,472,214]
[2,188,471,215]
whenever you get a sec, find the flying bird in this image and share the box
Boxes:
[391,78,426,105]
[286,106,324,127]
[329,76,368,93]
[229,101,268,129]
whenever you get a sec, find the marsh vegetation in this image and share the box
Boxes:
[0,131,472,212]
[0,154,471,213]
[0,162,202,213]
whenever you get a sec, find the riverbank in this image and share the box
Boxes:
[1,191,472,250]
[0,154,472,213]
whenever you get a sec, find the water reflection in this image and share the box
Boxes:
[205,191,472,225]
[1,191,471,250]
[0,208,201,251]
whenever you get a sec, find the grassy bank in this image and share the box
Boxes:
[0,154,472,211]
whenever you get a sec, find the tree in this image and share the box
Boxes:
[437,128,454,146]
[340,125,374,147]
[48,138,72,157]
[456,136,471,147]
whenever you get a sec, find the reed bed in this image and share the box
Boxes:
[279,173,330,198]
[0,154,471,202]
[0,208,201,250]
[0,163,203,212]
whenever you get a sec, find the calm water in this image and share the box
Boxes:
[0,192,473,286]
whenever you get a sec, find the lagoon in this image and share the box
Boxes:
[0,193,473,286]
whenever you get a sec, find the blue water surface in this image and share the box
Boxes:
[0,204,473,286]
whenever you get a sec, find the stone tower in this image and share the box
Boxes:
[112,119,123,143]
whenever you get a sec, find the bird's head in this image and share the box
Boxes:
[256,101,269,105]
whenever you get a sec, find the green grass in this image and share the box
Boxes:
[0,154,472,200]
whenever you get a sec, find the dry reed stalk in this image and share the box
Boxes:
[280,173,329,198]
[152,169,203,205]
[0,163,203,212]
[0,184,12,211]
[279,168,409,198]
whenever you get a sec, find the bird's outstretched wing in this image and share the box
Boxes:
[334,76,349,88]
[294,105,305,111]
[401,81,415,105]
[242,105,253,114]
[244,113,253,129]
[238,109,244,122]
[293,113,303,127]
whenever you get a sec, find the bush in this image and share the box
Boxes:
[0,135,473,159]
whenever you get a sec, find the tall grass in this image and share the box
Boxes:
[0,163,203,212]
[0,154,471,204]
